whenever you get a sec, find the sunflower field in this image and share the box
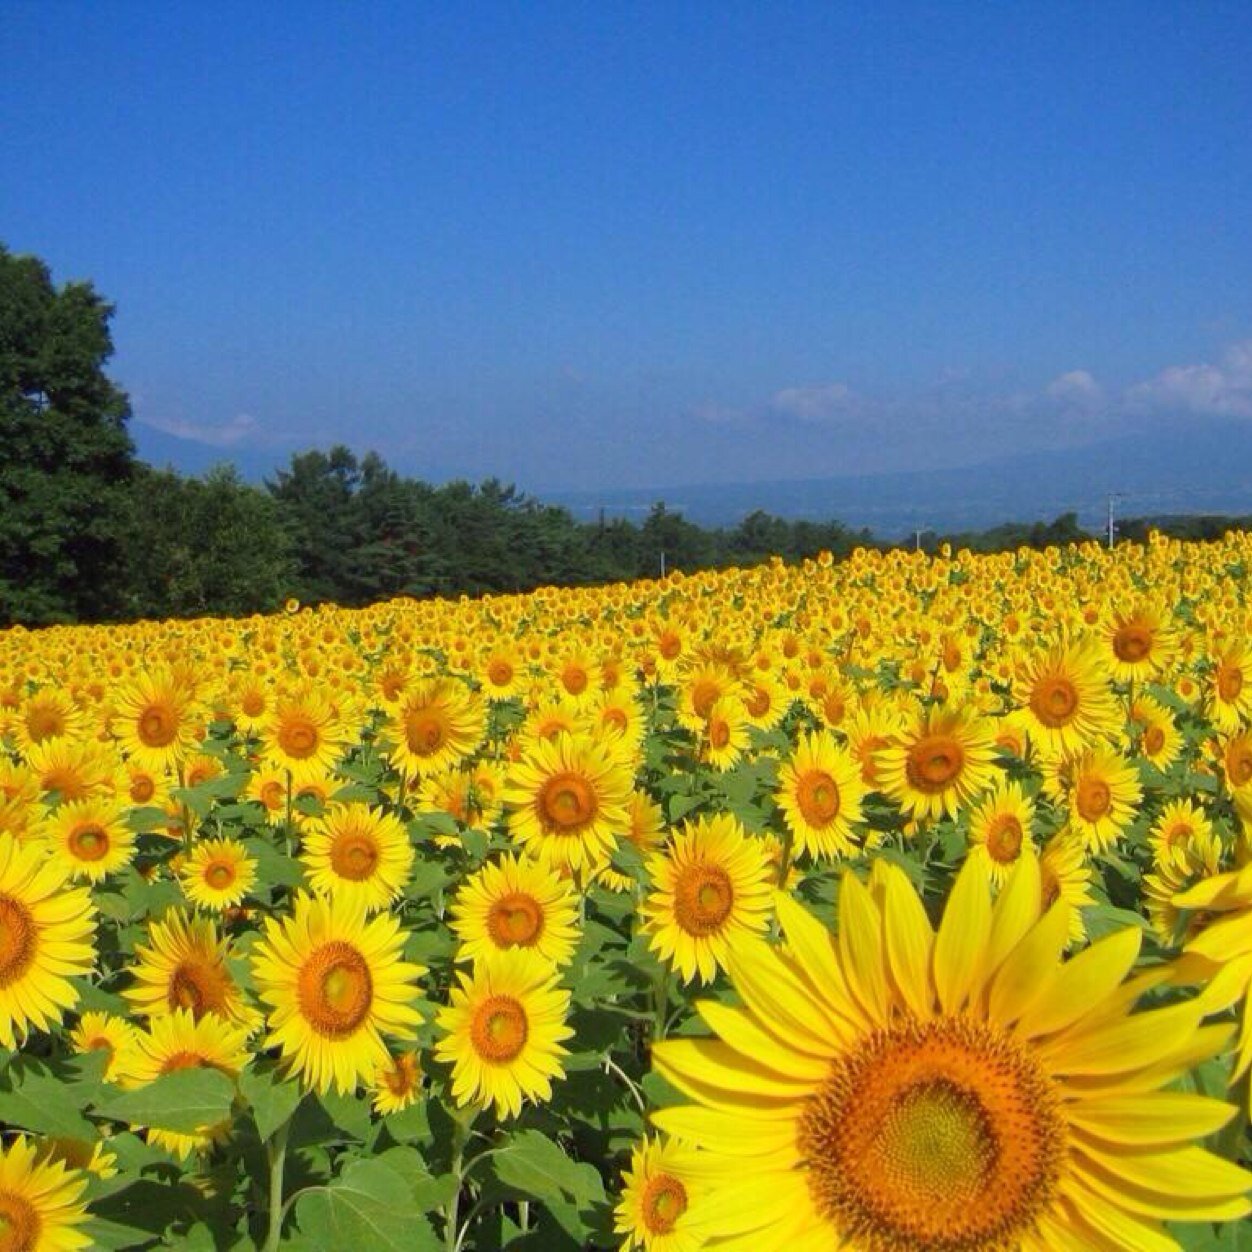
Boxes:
[2,533,1252,1251]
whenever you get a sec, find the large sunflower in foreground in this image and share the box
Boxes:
[502,732,634,873]
[651,856,1251,1251]
[0,833,96,1048]
[876,703,998,823]
[433,946,572,1118]
[251,892,425,1093]
[0,1135,91,1252]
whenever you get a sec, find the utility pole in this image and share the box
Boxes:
[914,528,924,552]
[1106,493,1122,550]
[659,550,666,577]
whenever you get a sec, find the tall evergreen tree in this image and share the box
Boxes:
[0,244,136,623]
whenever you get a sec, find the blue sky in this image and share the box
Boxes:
[3,2,1251,491]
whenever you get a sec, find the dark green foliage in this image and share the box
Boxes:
[0,245,137,624]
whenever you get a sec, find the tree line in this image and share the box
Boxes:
[2,242,1239,627]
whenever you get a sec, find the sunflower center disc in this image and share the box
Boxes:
[905,736,965,793]
[540,773,597,832]
[139,705,178,747]
[331,834,379,881]
[0,897,37,988]
[69,823,109,862]
[641,1173,688,1235]
[1075,778,1111,822]
[279,718,319,758]
[562,666,588,695]
[799,1016,1065,1252]
[471,994,529,1063]
[1030,678,1078,727]
[241,691,266,716]
[26,707,62,742]
[797,770,841,825]
[130,775,156,803]
[986,816,1023,864]
[488,893,544,947]
[206,862,235,889]
[0,1189,42,1251]
[168,958,231,1019]
[405,713,445,754]
[673,865,734,936]
[1229,745,1252,786]
[1219,666,1244,701]
[1143,725,1165,755]
[691,679,721,719]
[708,718,731,750]
[298,942,374,1038]
[1113,624,1152,663]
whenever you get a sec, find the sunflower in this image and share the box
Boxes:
[1039,832,1096,946]
[262,686,344,785]
[25,739,114,804]
[673,662,743,733]
[0,833,96,1048]
[615,1136,710,1252]
[1012,639,1121,759]
[123,909,256,1029]
[581,689,647,758]
[1144,823,1222,946]
[0,1135,91,1252]
[701,697,751,773]
[775,730,867,862]
[1131,692,1183,770]
[42,797,134,883]
[120,761,170,811]
[12,687,85,754]
[246,766,290,826]
[650,855,1251,1251]
[418,761,505,840]
[70,1010,138,1082]
[876,703,998,823]
[433,946,573,1119]
[967,780,1036,885]
[179,838,257,911]
[372,1049,423,1115]
[383,678,484,778]
[451,854,580,967]
[1208,643,1252,734]
[1149,799,1215,872]
[478,643,525,701]
[642,813,774,984]
[250,892,425,1094]
[111,668,198,771]
[126,1008,252,1158]
[300,803,413,915]
[1064,745,1142,853]
[741,671,791,732]
[1102,602,1177,683]
[503,732,634,874]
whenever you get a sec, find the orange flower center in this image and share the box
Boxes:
[68,822,110,862]
[487,892,544,947]
[800,1016,1065,1251]
[984,815,1023,864]
[168,956,231,1020]
[673,864,734,937]
[905,735,965,793]
[0,896,36,988]
[138,703,179,748]
[25,705,64,742]
[404,711,446,755]
[260,780,286,810]
[277,715,320,759]
[470,994,529,1063]
[1142,725,1165,756]
[796,769,841,827]
[297,942,373,1039]
[487,660,514,687]
[1029,676,1078,728]
[130,774,156,803]
[539,773,598,833]
[690,678,722,720]
[205,860,237,890]
[708,717,731,751]
[1112,622,1153,663]
[1227,743,1252,787]
[0,1190,42,1251]
[330,833,380,881]
[1218,664,1244,703]
[561,664,589,696]
[1075,776,1111,822]
[241,690,267,717]
[641,1173,688,1235]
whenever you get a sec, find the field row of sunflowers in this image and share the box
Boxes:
[2,533,1252,1249]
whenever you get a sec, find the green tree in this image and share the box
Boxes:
[0,244,136,623]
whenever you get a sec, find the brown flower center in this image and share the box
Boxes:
[538,772,598,833]
[329,833,380,881]
[138,704,179,748]
[205,861,236,890]
[1074,777,1111,822]
[277,715,320,759]
[487,892,544,947]
[404,711,446,755]
[796,769,841,827]
[25,705,64,743]
[130,774,156,803]
[673,864,734,937]
[799,1016,1066,1252]
[1218,664,1244,703]
[905,735,965,793]
[0,896,36,988]
[0,1191,42,1252]
[470,994,529,1063]
[641,1173,688,1235]
[297,942,373,1038]
[1112,623,1153,663]
[1028,677,1078,728]
[984,815,1023,864]
[167,957,231,1020]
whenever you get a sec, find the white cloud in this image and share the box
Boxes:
[138,412,260,447]
[690,401,744,425]
[770,382,858,422]
[1046,369,1103,407]
[1126,340,1252,419]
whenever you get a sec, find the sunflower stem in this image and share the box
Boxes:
[651,965,669,1042]
[776,826,794,889]
[445,1109,475,1252]
[262,1115,290,1252]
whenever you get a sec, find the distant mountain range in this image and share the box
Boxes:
[134,417,1252,541]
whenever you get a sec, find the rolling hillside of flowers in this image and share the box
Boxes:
[1,533,1251,1250]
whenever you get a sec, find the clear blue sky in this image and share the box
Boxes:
[4,2,1251,491]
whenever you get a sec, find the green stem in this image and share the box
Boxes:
[263,1117,290,1252]
[652,965,670,1043]
[776,826,794,889]
[444,1111,474,1252]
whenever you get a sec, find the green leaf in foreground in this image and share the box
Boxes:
[488,1128,606,1208]
[96,1066,236,1134]
[294,1157,440,1250]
